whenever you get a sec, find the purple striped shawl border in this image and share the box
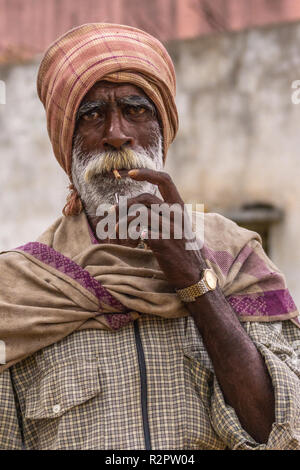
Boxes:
[202,243,271,279]
[227,289,297,318]
[16,242,131,330]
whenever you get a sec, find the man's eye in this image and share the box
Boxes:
[82,111,101,121]
[127,106,147,116]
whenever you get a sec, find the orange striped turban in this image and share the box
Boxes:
[37,23,179,215]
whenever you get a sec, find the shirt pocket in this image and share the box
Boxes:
[25,359,101,420]
[183,342,213,371]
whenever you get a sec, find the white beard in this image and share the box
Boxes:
[71,131,164,216]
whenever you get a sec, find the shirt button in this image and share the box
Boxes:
[53,404,61,414]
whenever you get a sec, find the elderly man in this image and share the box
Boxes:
[0,23,300,451]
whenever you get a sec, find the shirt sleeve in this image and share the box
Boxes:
[209,318,300,450]
[0,369,23,449]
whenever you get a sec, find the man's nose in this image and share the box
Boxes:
[101,110,134,150]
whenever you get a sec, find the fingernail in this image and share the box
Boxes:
[128,169,139,177]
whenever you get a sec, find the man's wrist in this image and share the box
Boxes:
[185,286,226,326]
[176,268,218,303]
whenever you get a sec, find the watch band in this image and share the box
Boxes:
[176,268,218,303]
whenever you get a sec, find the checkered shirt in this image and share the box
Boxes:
[1,315,300,450]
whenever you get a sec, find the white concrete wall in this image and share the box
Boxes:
[0,61,68,249]
[0,20,300,307]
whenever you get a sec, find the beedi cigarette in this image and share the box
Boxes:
[113,169,121,180]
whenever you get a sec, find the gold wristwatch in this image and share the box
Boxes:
[176,268,218,303]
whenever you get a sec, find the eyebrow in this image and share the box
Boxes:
[76,95,156,120]
[76,100,106,120]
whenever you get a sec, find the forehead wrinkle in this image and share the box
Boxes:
[79,95,153,108]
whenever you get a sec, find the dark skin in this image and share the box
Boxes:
[75,81,275,444]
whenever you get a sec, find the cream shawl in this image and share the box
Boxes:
[0,211,298,372]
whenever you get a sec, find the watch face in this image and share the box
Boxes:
[205,269,218,289]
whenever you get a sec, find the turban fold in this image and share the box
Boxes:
[37,22,179,180]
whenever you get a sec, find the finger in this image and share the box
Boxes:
[128,169,184,205]
[115,218,155,249]
[115,215,150,240]
[126,192,163,208]
[113,193,163,221]
[115,210,164,245]
[114,202,187,240]
[115,215,185,244]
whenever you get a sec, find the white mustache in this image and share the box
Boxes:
[83,148,156,183]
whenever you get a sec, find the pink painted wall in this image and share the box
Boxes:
[1,0,300,61]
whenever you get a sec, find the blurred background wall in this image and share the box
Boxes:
[0,0,300,307]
